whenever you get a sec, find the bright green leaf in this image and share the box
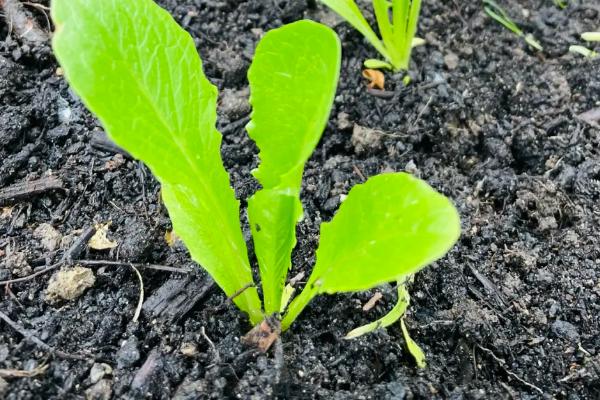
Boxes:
[247,21,341,314]
[51,0,263,323]
[282,172,460,330]
[364,58,394,70]
[312,172,459,293]
[321,0,391,62]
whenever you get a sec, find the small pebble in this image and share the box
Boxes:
[89,363,113,384]
[551,320,580,343]
[116,337,140,368]
[351,124,383,155]
[444,52,459,70]
[33,223,62,251]
[85,379,112,400]
[45,266,95,304]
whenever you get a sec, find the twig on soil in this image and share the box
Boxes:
[272,338,284,386]
[63,226,97,262]
[76,260,192,274]
[0,226,96,286]
[408,95,433,132]
[0,310,91,361]
[129,264,144,323]
[0,176,64,207]
[200,326,221,364]
[0,262,62,286]
[0,364,48,378]
[228,282,255,303]
[208,282,256,314]
[221,116,250,135]
[366,88,395,99]
[352,165,367,182]
[476,344,544,395]
[90,130,132,158]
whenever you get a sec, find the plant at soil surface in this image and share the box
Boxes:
[320,0,425,71]
[553,0,567,9]
[581,32,600,42]
[569,32,600,59]
[52,0,460,336]
[483,0,543,51]
[569,45,598,59]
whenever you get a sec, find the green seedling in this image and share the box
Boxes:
[569,45,598,59]
[52,0,460,338]
[553,0,567,9]
[483,0,543,51]
[569,32,600,59]
[320,0,425,71]
[582,32,600,42]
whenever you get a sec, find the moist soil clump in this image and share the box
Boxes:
[1,0,599,398]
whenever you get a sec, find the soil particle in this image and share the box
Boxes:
[219,87,251,121]
[89,363,113,385]
[116,337,141,369]
[33,222,61,251]
[85,379,112,400]
[552,320,581,343]
[116,218,156,261]
[131,349,164,394]
[351,124,384,155]
[45,266,95,303]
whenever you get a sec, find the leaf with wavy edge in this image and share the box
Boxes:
[51,0,263,323]
[247,20,341,314]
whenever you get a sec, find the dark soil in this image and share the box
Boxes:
[1,0,599,398]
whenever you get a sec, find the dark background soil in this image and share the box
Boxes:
[1,0,599,398]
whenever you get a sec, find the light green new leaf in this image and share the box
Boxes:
[582,32,600,42]
[51,0,263,323]
[321,0,391,62]
[282,172,460,330]
[311,173,459,293]
[247,21,341,314]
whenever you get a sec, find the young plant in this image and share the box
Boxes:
[483,0,543,51]
[581,32,600,42]
[569,45,598,59]
[569,32,600,59]
[320,0,424,71]
[52,0,460,337]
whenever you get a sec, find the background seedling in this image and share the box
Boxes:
[320,0,424,71]
[483,0,543,51]
[553,0,567,9]
[581,32,600,42]
[569,45,598,59]
[569,32,600,59]
[52,0,460,339]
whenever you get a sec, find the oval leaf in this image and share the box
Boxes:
[310,172,460,294]
[247,21,341,314]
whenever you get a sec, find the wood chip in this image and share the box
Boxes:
[241,316,281,353]
[88,223,117,250]
[0,364,48,379]
[362,69,385,90]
